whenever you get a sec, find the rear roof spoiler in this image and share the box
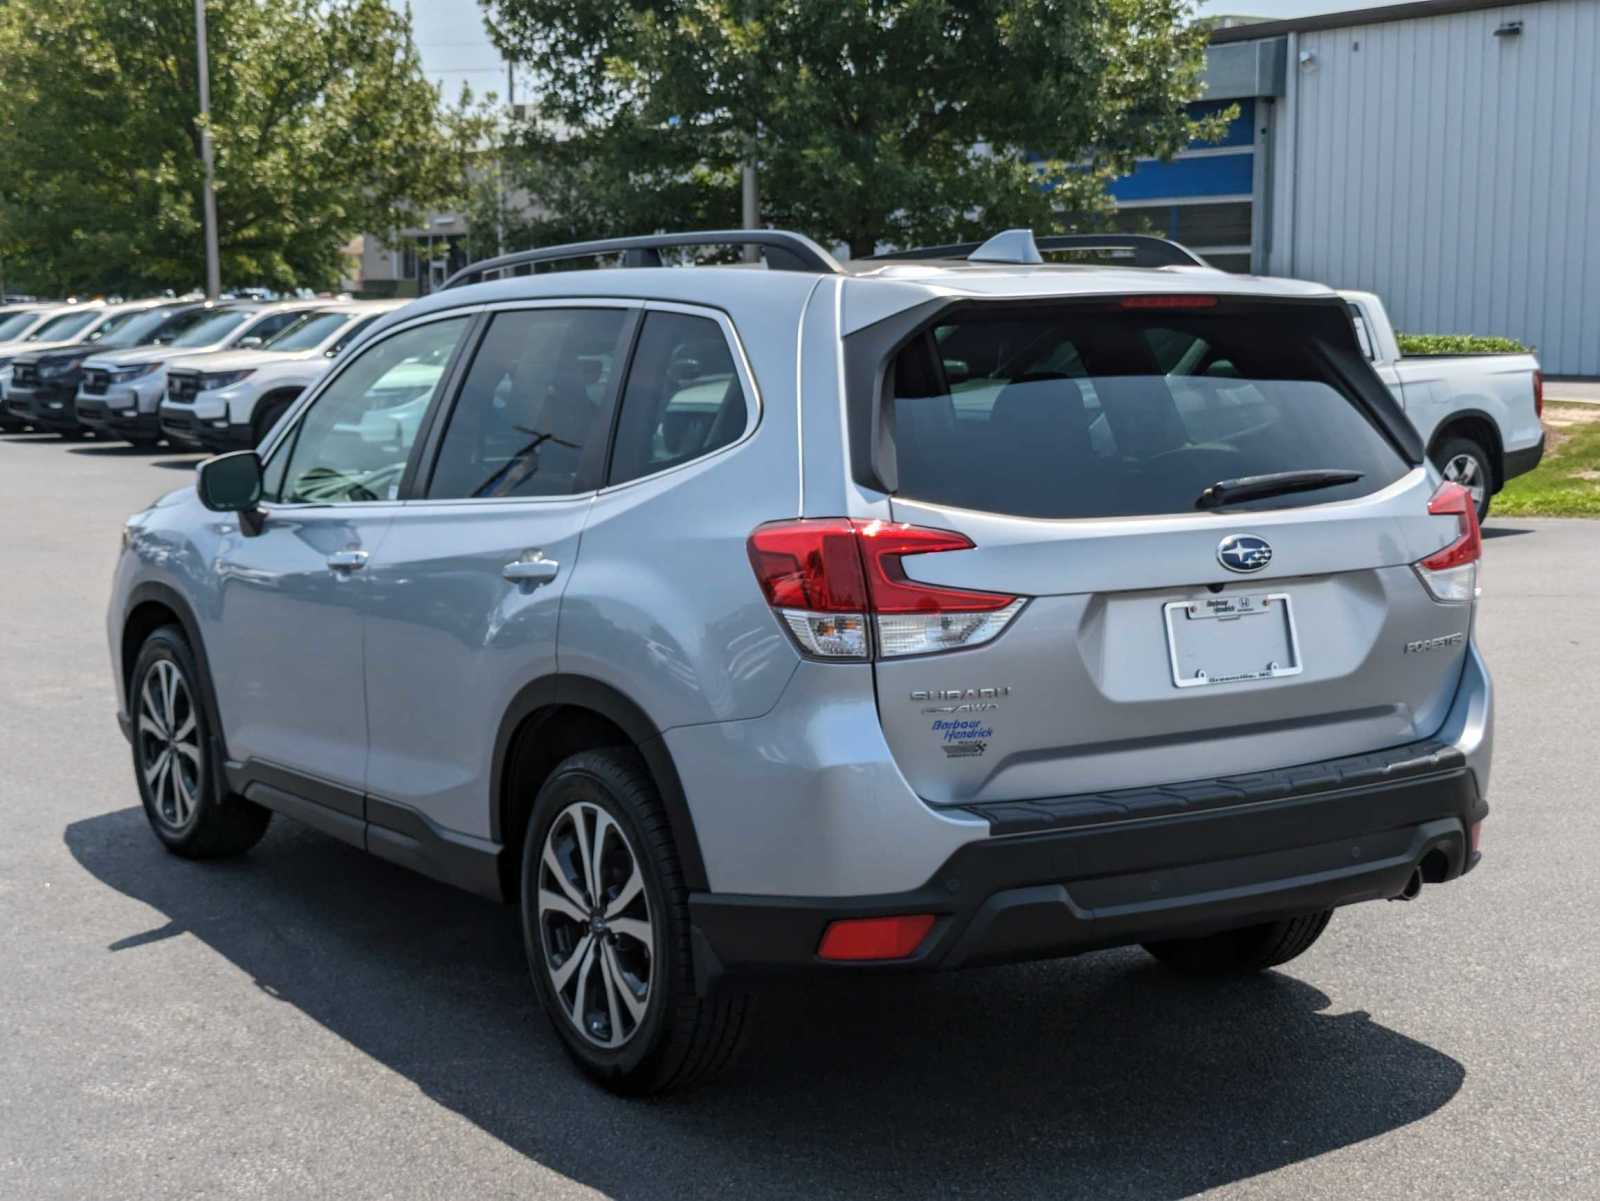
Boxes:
[864,232,1210,269]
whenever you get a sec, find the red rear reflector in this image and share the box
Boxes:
[1469,820,1483,856]
[1119,294,1219,310]
[1420,482,1482,571]
[818,914,936,961]
[1533,369,1543,419]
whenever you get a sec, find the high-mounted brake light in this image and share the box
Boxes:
[1415,482,1482,603]
[747,519,1024,659]
[1119,294,1219,310]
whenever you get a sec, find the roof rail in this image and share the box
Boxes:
[442,229,844,289]
[864,232,1209,269]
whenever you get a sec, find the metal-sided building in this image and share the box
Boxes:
[1111,0,1599,375]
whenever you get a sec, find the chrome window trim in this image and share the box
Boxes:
[256,306,484,512]
[595,298,764,496]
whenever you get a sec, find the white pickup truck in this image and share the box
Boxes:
[1341,290,1544,520]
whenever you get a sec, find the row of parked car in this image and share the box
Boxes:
[0,295,403,452]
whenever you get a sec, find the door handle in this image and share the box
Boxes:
[327,549,369,573]
[503,552,559,585]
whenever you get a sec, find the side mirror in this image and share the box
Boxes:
[197,450,264,517]
[237,335,264,349]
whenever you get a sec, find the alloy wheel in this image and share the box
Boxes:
[1442,452,1488,513]
[537,801,654,1049]
[137,659,203,829]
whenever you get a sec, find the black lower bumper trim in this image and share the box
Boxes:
[690,747,1485,976]
[78,402,159,439]
[8,386,80,431]
[194,422,254,453]
[1502,433,1546,483]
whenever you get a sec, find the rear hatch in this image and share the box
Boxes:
[863,295,1478,804]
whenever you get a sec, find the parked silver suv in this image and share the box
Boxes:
[107,230,1492,1093]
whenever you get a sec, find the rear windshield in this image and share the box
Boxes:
[889,303,1409,518]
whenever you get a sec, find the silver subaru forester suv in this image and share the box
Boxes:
[107,230,1492,1093]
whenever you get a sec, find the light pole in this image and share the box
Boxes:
[194,0,222,299]
[741,132,760,263]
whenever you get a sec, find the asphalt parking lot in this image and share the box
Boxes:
[3,431,1598,1201]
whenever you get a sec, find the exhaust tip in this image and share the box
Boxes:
[1392,867,1424,902]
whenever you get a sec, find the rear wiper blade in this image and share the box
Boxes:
[1194,469,1364,510]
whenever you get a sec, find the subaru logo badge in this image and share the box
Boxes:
[1217,534,1273,573]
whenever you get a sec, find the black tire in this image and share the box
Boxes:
[1431,435,1494,523]
[125,436,160,450]
[129,626,272,859]
[519,748,748,1094]
[252,396,294,447]
[1142,910,1332,976]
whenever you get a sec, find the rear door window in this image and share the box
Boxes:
[426,307,629,499]
[890,303,1409,519]
[607,311,750,486]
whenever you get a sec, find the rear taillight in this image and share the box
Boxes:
[1415,482,1481,603]
[747,519,1024,660]
[1533,369,1543,419]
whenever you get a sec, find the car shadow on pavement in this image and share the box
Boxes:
[66,807,1465,1201]
[1481,525,1536,540]
[67,444,171,457]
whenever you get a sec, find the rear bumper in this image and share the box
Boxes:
[1502,431,1546,483]
[691,738,1485,977]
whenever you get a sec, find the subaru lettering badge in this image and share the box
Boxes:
[1217,534,1273,573]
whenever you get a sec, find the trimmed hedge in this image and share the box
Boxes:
[1397,333,1528,355]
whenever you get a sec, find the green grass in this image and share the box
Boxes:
[1494,406,1600,517]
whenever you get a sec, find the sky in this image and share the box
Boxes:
[398,0,1409,97]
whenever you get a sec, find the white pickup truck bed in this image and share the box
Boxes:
[1343,290,1544,519]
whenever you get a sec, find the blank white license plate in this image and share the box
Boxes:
[1163,593,1303,689]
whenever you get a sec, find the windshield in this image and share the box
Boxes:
[0,312,39,341]
[264,311,352,352]
[94,307,187,350]
[888,302,1409,519]
[26,310,102,342]
[145,308,215,345]
[169,310,251,348]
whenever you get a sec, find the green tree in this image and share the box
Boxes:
[482,0,1224,256]
[0,0,464,293]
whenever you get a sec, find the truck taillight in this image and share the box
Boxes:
[747,519,1024,660]
[1415,482,1481,603]
[1534,369,1543,419]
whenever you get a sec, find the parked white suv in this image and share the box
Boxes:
[0,303,106,430]
[79,301,327,447]
[1342,291,1543,521]
[158,300,403,451]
